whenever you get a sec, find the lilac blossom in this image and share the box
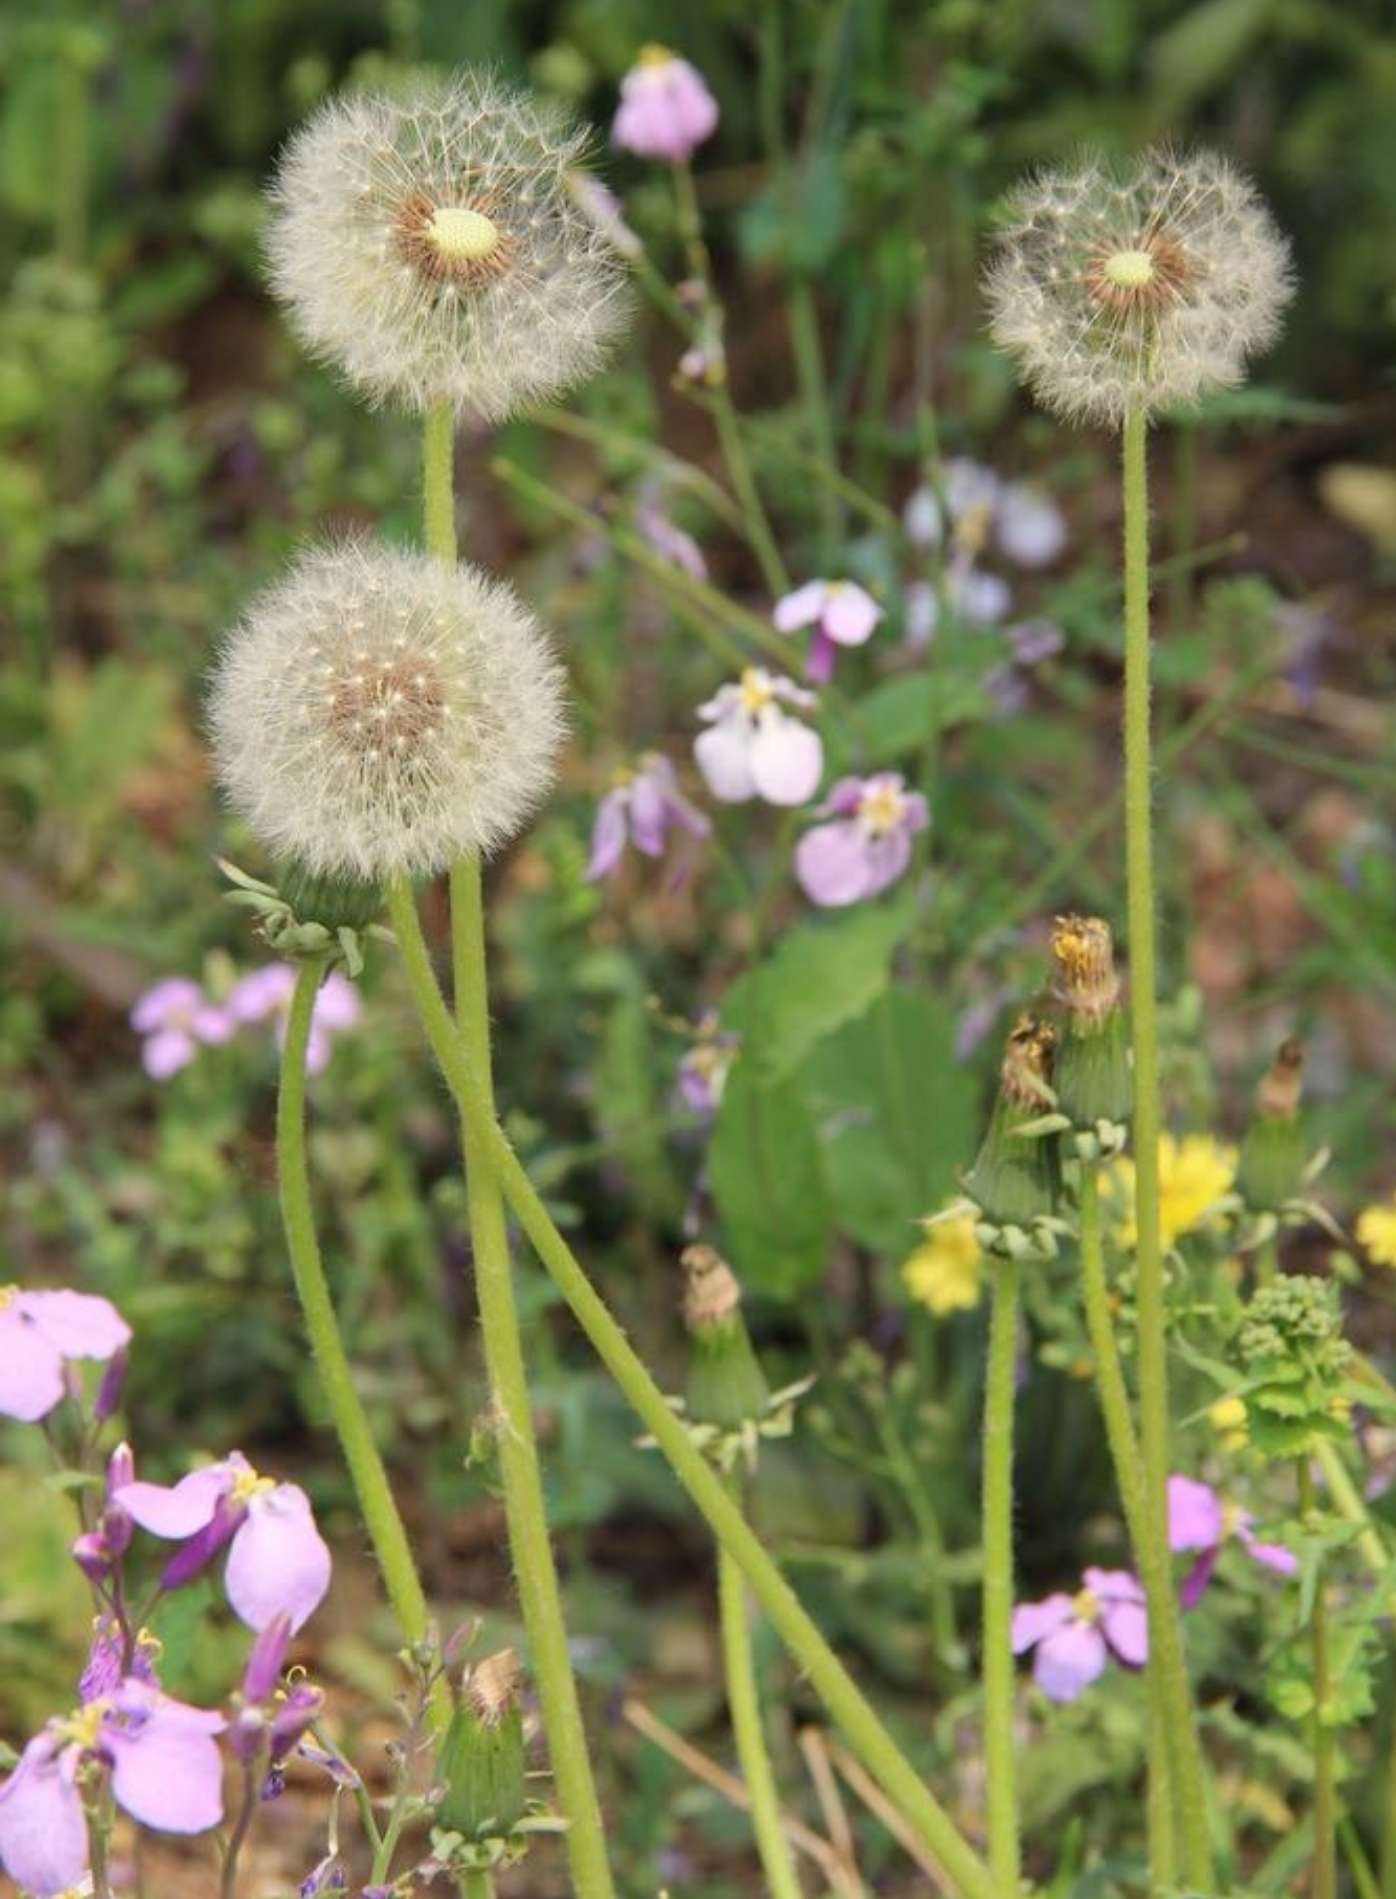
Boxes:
[0,1683,224,1895]
[79,1613,160,1706]
[774,579,883,684]
[694,669,823,807]
[794,774,928,908]
[587,754,711,882]
[1168,1474,1298,1607]
[613,47,719,163]
[131,977,234,1079]
[904,459,1067,568]
[0,1287,130,1423]
[116,1449,331,1633]
[227,963,361,1075]
[1012,1568,1148,1702]
[903,568,1012,652]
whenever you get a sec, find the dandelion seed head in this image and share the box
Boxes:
[984,148,1294,425]
[266,73,631,419]
[209,541,567,882]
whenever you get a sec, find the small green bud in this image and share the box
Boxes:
[1238,1038,1305,1212]
[1236,1273,1352,1461]
[681,1245,770,1430]
[277,862,384,935]
[437,1648,526,1839]
[1049,915,1132,1131]
[964,1015,1062,1230]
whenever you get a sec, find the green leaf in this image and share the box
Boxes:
[726,895,914,1086]
[709,1061,832,1298]
[854,672,990,759]
[1148,0,1273,112]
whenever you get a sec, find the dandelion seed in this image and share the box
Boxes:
[984,148,1293,424]
[266,73,630,419]
[209,542,567,884]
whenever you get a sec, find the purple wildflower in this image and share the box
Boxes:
[774,580,883,684]
[904,460,1066,569]
[0,1288,130,1423]
[115,1450,331,1633]
[0,1682,224,1895]
[130,978,234,1080]
[694,669,823,807]
[794,773,928,908]
[1168,1474,1298,1607]
[613,47,718,163]
[587,754,711,882]
[227,964,361,1075]
[1011,1568,1148,1702]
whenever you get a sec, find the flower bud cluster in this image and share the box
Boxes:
[1236,1274,1353,1460]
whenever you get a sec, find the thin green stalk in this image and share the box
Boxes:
[872,1402,958,1664]
[788,279,840,556]
[1384,1717,1396,1899]
[719,1477,805,1899]
[424,409,616,1899]
[982,1258,1020,1892]
[1079,1166,1177,1887]
[276,957,438,1699]
[1299,1463,1337,1899]
[1121,404,1214,1892]
[459,1870,494,1899]
[383,878,997,1899]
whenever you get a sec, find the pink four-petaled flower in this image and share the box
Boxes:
[1011,1567,1148,1702]
[1168,1473,1298,1607]
[130,978,234,1079]
[775,580,884,685]
[587,754,711,882]
[693,669,823,807]
[794,773,928,908]
[0,1287,130,1423]
[612,46,719,164]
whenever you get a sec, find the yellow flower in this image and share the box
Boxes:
[1208,1394,1249,1451]
[1357,1197,1396,1269]
[902,1214,984,1317]
[1107,1133,1238,1251]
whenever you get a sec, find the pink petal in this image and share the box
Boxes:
[1101,1598,1149,1667]
[0,1736,88,1896]
[858,826,914,900]
[0,1307,67,1422]
[953,569,1012,625]
[1034,1621,1108,1702]
[773,581,829,633]
[629,772,670,857]
[312,975,361,1033]
[613,58,718,162]
[21,1290,130,1362]
[1168,1475,1225,1552]
[116,1465,231,1539]
[1179,1546,1221,1609]
[226,965,296,1024]
[805,626,837,684]
[586,788,631,879]
[192,1006,235,1046]
[142,1028,196,1079]
[997,483,1066,568]
[795,821,874,908]
[130,979,202,1033]
[107,1699,225,1835]
[822,584,881,647]
[748,713,822,806]
[694,719,757,803]
[1239,1527,1299,1577]
[225,1485,332,1633]
[1011,1593,1074,1654]
[1082,1567,1146,1605]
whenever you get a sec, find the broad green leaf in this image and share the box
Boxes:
[709,1061,832,1298]
[854,672,990,759]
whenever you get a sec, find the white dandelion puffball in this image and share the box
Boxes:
[266,72,630,419]
[210,542,567,882]
[984,148,1293,426]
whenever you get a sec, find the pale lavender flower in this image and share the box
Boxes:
[587,754,711,882]
[0,1683,224,1895]
[794,774,928,909]
[227,963,361,1075]
[79,1615,161,1707]
[904,460,1067,570]
[0,1288,130,1423]
[613,47,718,163]
[116,1450,331,1633]
[131,978,234,1080]
[774,579,883,684]
[1012,1568,1148,1702]
[1167,1474,1297,1607]
[694,669,823,806]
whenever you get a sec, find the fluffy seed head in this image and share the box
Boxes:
[984,147,1293,425]
[209,541,566,883]
[265,72,631,419]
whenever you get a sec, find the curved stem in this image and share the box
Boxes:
[719,1479,805,1899]
[423,403,615,1899]
[1299,1462,1337,1899]
[383,877,997,1899]
[1121,404,1214,1892]
[220,1761,258,1899]
[981,1258,1019,1892]
[276,958,439,1707]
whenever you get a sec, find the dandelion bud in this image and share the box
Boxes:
[1238,1038,1306,1213]
[266,74,629,420]
[680,1244,770,1430]
[1049,914,1131,1143]
[437,1647,526,1839]
[963,1015,1063,1237]
[210,541,567,884]
[984,148,1293,426]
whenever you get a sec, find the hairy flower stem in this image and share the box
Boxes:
[981,1257,1020,1891]
[459,1871,495,1899]
[383,878,998,1899]
[423,404,616,1899]
[1121,403,1214,1891]
[276,956,443,1722]
[719,1475,804,1899]
[1299,1462,1337,1899]
[1078,1166,1177,1886]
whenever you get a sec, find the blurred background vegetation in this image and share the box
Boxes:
[2,1,1395,1891]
